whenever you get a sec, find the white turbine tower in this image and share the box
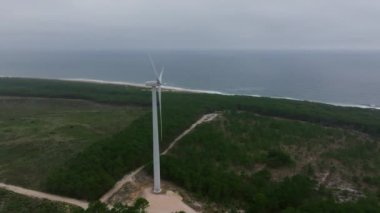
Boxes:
[145,55,164,193]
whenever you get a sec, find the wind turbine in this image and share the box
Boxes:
[145,55,164,193]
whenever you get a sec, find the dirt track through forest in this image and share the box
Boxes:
[0,183,89,209]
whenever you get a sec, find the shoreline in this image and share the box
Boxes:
[62,78,380,110]
[1,76,379,110]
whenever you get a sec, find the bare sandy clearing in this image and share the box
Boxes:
[143,188,197,213]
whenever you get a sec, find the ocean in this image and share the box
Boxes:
[0,50,379,107]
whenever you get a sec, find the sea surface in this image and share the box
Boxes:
[0,50,379,107]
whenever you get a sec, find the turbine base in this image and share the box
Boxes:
[153,188,162,194]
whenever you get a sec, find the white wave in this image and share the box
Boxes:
[326,102,380,110]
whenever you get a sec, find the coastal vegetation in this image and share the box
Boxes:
[0,77,379,211]
[159,111,380,211]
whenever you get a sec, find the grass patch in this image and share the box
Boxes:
[0,97,146,190]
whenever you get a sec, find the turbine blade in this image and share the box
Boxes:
[158,86,163,141]
[148,54,159,79]
[159,66,164,83]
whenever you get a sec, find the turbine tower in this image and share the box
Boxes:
[145,55,164,194]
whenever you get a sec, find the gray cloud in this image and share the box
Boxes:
[1,0,380,50]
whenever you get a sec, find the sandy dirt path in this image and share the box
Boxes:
[162,113,218,155]
[100,113,219,203]
[100,166,145,203]
[0,183,89,209]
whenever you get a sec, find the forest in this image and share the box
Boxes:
[159,111,380,212]
[0,77,379,212]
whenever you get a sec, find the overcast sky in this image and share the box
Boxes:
[1,0,380,51]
